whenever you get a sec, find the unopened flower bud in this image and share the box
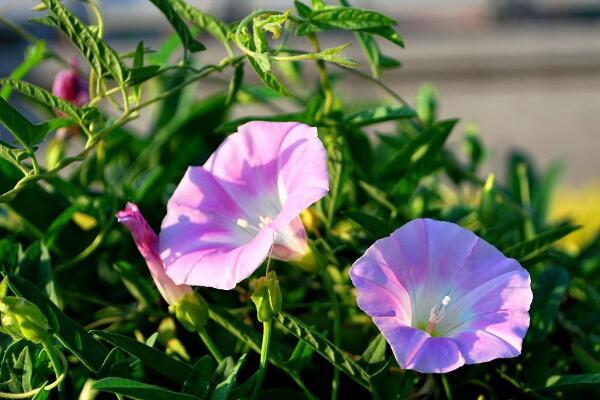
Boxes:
[0,296,50,343]
[168,291,209,332]
[250,271,282,322]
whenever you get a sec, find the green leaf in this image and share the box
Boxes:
[345,104,416,127]
[128,65,161,86]
[0,140,28,173]
[16,242,58,306]
[92,330,192,385]
[1,41,47,100]
[239,30,291,96]
[359,25,404,47]
[345,210,392,237]
[0,97,47,149]
[275,312,372,390]
[183,356,214,398]
[170,0,231,43]
[360,334,387,365]
[294,1,312,18]
[416,83,438,125]
[8,275,109,373]
[113,261,160,308]
[225,63,244,106]
[538,374,600,390]
[503,224,580,261]
[0,79,91,126]
[529,266,569,341]
[93,377,201,400]
[36,0,128,82]
[147,0,205,53]
[310,7,396,30]
[211,353,247,400]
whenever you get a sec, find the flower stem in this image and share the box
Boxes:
[321,268,341,400]
[41,338,65,400]
[307,33,334,116]
[251,320,272,400]
[198,328,224,363]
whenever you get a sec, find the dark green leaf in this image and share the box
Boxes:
[92,330,192,385]
[345,210,392,237]
[225,63,244,106]
[529,266,569,341]
[183,356,214,397]
[93,377,201,400]
[211,353,247,400]
[0,97,47,149]
[16,242,58,306]
[147,0,205,52]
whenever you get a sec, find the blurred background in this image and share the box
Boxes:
[1,0,599,237]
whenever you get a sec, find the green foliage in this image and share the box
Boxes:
[0,0,598,399]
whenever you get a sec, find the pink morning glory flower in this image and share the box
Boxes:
[159,121,329,290]
[52,60,89,107]
[117,203,192,305]
[350,218,533,373]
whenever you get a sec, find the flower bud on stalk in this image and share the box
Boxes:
[0,296,50,343]
[169,291,209,332]
[250,271,282,323]
[51,59,89,140]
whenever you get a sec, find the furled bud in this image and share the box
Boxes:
[52,58,89,139]
[0,296,50,343]
[250,271,282,322]
[168,291,209,332]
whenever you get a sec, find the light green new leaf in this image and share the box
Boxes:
[147,0,205,52]
[36,0,128,82]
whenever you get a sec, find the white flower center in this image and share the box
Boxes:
[425,295,451,335]
[236,215,274,233]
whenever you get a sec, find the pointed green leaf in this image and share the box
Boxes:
[211,354,247,400]
[538,374,600,391]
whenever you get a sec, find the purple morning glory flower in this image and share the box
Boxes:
[350,218,532,373]
[159,121,329,290]
[117,203,192,305]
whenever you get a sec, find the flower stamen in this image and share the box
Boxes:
[425,295,451,335]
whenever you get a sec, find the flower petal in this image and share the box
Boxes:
[373,317,465,373]
[117,203,191,305]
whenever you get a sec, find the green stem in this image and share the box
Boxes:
[307,33,334,115]
[251,320,272,400]
[198,329,224,363]
[41,338,65,399]
[321,268,341,400]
